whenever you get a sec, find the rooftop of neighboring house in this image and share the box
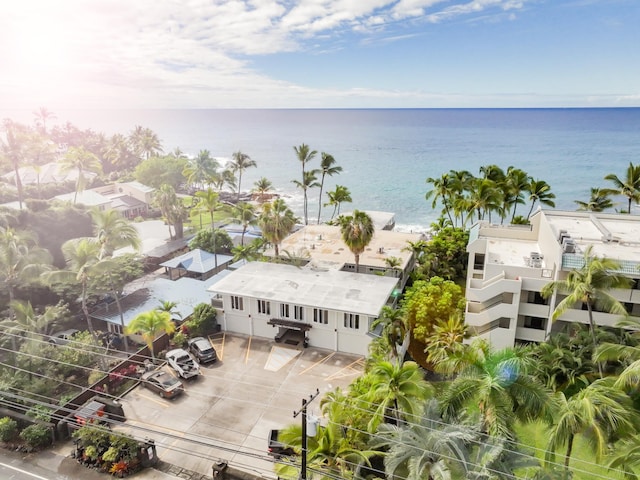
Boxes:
[208,261,399,317]
[91,272,231,325]
[270,224,424,271]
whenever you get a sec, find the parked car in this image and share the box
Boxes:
[49,329,80,345]
[187,337,217,364]
[165,348,200,379]
[140,370,184,399]
[267,429,295,458]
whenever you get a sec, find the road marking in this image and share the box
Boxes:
[138,391,171,407]
[245,336,252,364]
[209,332,225,360]
[265,346,301,371]
[298,352,336,375]
[325,357,365,381]
[0,461,49,479]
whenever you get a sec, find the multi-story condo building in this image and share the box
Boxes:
[465,210,640,349]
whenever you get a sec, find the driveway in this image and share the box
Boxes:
[116,333,365,478]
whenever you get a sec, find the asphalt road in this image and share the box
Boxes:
[0,452,59,480]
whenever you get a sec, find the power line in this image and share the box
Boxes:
[0,329,632,478]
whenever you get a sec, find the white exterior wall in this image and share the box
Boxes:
[219,295,372,355]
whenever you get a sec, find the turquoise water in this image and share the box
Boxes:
[4,108,640,231]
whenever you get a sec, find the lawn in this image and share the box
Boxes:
[515,421,626,480]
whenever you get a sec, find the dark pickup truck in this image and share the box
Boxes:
[267,429,295,458]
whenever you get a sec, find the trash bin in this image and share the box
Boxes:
[212,460,228,480]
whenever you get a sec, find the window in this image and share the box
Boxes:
[294,305,304,320]
[231,296,243,310]
[343,313,360,329]
[258,300,271,315]
[313,308,328,324]
[280,304,290,318]
[474,253,485,270]
[524,316,545,330]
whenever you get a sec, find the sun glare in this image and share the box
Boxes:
[13,14,73,76]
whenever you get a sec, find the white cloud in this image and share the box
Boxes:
[0,0,606,109]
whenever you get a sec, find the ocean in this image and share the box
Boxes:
[4,108,640,232]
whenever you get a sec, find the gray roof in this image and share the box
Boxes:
[160,249,233,273]
[91,272,230,325]
[208,262,398,317]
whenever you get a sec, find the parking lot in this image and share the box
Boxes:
[116,333,365,478]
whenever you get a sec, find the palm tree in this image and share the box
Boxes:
[338,210,374,272]
[258,198,297,257]
[505,166,530,222]
[154,184,179,240]
[229,202,257,246]
[440,339,553,438]
[365,360,432,431]
[33,107,57,134]
[103,133,136,171]
[546,378,639,470]
[229,151,257,201]
[325,185,352,220]
[575,187,614,212]
[426,173,456,226]
[542,245,630,377]
[603,162,640,214]
[231,238,264,263]
[608,436,640,479]
[371,398,476,480]
[125,310,175,361]
[252,177,273,203]
[90,209,141,259]
[293,143,318,225]
[526,179,556,218]
[59,146,102,203]
[316,153,342,224]
[275,419,377,480]
[156,300,182,322]
[182,150,220,191]
[129,125,163,160]
[44,238,115,339]
[293,170,321,226]
[370,306,407,362]
[1,120,28,209]
[424,313,468,371]
[0,227,52,308]
[468,178,502,222]
[595,316,640,391]
[1,300,63,352]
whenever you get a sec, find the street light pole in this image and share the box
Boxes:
[293,388,320,480]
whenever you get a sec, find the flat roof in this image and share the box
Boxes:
[542,210,640,262]
[272,225,423,271]
[208,262,398,317]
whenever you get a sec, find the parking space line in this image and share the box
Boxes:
[132,392,171,407]
[266,346,300,371]
[208,332,225,361]
[325,357,365,382]
[245,336,252,364]
[298,352,335,376]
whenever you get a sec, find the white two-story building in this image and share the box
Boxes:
[208,262,399,355]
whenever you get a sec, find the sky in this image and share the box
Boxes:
[0,0,639,109]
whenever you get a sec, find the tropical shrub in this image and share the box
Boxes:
[19,424,52,449]
[0,417,18,442]
[185,303,218,336]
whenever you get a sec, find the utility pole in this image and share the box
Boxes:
[293,388,320,480]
